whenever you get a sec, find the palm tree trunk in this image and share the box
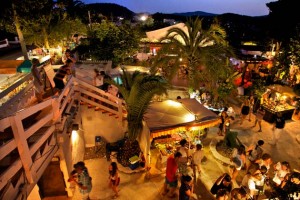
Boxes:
[42,27,50,49]
[12,3,28,60]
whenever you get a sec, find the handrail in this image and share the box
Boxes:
[0,73,32,101]
[0,67,127,197]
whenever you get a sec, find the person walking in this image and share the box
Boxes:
[93,68,104,89]
[31,58,44,102]
[108,162,120,199]
[248,95,255,121]
[69,162,92,200]
[240,99,250,125]
[270,112,285,145]
[230,145,246,181]
[252,106,265,132]
[191,144,203,180]
[53,59,72,91]
[162,152,182,198]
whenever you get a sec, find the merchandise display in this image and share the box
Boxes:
[261,85,297,123]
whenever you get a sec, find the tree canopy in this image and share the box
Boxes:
[77,21,140,67]
[150,17,234,94]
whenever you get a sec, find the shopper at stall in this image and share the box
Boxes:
[31,58,44,102]
[252,106,265,132]
[108,162,120,199]
[179,175,194,200]
[53,59,72,91]
[210,173,233,196]
[191,144,203,180]
[177,139,189,175]
[162,152,182,198]
[270,112,285,145]
[240,99,250,125]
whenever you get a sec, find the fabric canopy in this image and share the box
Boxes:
[144,98,220,138]
[146,23,187,43]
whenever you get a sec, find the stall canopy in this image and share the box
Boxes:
[267,84,299,98]
[144,98,220,138]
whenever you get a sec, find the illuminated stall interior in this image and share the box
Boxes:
[143,98,220,169]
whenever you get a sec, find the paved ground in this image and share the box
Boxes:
[69,100,300,200]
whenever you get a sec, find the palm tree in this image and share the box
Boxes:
[151,17,234,94]
[110,68,169,140]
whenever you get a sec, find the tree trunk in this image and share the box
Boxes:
[42,27,50,49]
[12,3,28,60]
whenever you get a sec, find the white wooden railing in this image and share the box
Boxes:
[0,70,125,199]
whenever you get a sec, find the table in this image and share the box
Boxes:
[262,105,294,123]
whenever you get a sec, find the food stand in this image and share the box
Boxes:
[141,98,220,170]
[262,84,298,123]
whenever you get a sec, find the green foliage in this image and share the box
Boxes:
[78,21,140,67]
[272,32,300,81]
[109,69,169,140]
[151,17,234,95]
[217,81,235,100]
[250,78,266,98]
[266,0,300,43]
[0,0,87,48]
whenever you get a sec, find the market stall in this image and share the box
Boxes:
[141,98,220,170]
[262,84,298,123]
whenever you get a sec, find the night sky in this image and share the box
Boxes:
[82,0,272,16]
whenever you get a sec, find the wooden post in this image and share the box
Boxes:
[9,115,36,183]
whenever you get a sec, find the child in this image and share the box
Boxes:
[179,175,194,200]
[108,162,120,198]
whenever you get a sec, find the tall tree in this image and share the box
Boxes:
[151,17,234,94]
[266,0,300,44]
[109,69,169,140]
[78,21,140,66]
[0,0,29,59]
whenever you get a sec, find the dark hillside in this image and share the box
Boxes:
[85,3,134,20]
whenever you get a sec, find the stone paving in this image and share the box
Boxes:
[70,101,300,200]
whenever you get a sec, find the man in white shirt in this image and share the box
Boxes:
[192,144,203,180]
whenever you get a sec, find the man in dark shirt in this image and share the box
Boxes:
[210,173,233,195]
[270,112,285,145]
[53,59,72,90]
[274,172,300,199]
